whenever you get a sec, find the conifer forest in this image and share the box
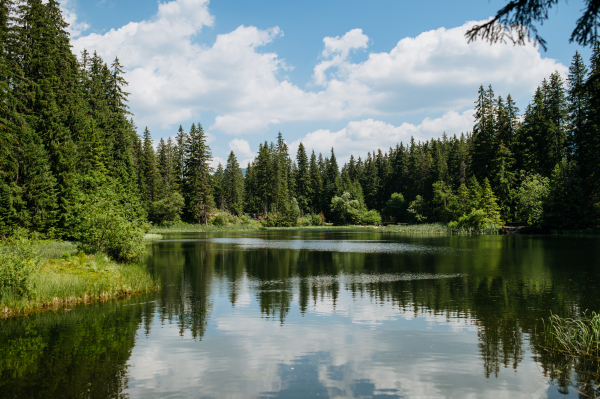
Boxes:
[1,0,600,247]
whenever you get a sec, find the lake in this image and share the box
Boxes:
[1,230,600,398]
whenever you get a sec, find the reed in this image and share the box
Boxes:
[381,223,501,235]
[545,312,600,359]
[149,224,260,233]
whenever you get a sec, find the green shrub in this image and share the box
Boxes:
[448,210,500,234]
[67,173,147,262]
[211,212,230,226]
[311,214,324,226]
[361,210,382,226]
[0,242,37,299]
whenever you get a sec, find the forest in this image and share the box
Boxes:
[1,0,600,260]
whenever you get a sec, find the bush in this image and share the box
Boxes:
[67,173,147,262]
[211,212,231,226]
[407,195,428,223]
[448,209,500,233]
[239,214,253,225]
[382,193,406,222]
[361,210,382,226]
[0,241,37,299]
[311,214,323,226]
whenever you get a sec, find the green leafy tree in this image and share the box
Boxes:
[515,173,550,227]
[330,192,362,225]
[382,193,406,223]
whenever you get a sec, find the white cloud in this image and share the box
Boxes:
[289,109,475,164]
[58,0,90,38]
[229,138,256,166]
[71,0,565,137]
[313,28,369,85]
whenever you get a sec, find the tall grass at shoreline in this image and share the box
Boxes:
[149,222,503,234]
[380,223,501,235]
[149,224,261,233]
[545,313,600,359]
[0,241,158,318]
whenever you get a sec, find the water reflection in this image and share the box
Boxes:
[1,231,600,398]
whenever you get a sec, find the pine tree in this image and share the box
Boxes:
[158,137,178,196]
[567,51,589,160]
[583,44,600,220]
[183,123,214,224]
[212,163,225,210]
[295,143,312,215]
[309,151,323,214]
[481,178,503,225]
[174,125,187,186]
[271,133,291,214]
[223,151,245,216]
[141,127,161,213]
[471,85,496,181]
[323,148,341,217]
[254,142,272,214]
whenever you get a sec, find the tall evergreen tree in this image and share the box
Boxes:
[309,151,323,214]
[567,51,589,160]
[223,151,245,216]
[183,123,214,224]
[295,143,312,215]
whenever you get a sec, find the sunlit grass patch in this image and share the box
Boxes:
[545,313,600,359]
[0,241,158,318]
[381,223,500,235]
[149,224,260,233]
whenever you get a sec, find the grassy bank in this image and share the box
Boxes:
[1,240,159,318]
[149,224,261,233]
[380,223,501,235]
[149,222,505,235]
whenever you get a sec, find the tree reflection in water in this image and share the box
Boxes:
[2,231,600,397]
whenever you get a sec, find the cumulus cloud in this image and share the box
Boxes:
[289,109,475,164]
[71,0,566,136]
[58,0,90,38]
[313,29,369,85]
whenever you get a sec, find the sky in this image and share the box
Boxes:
[61,0,590,167]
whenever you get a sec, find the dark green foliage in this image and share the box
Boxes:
[382,193,406,223]
[295,143,312,215]
[223,151,245,216]
[0,241,37,299]
[183,123,214,224]
[66,173,147,262]
[0,0,597,249]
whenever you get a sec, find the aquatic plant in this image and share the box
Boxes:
[545,312,600,359]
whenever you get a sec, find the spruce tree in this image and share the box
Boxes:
[295,143,312,215]
[309,151,323,214]
[183,123,214,224]
[223,151,245,216]
[212,163,225,210]
[471,85,496,182]
[567,51,589,160]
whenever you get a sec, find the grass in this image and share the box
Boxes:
[380,222,500,235]
[0,241,159,318]
[150,221,504,235]
[149,223,260,233]
[143,233,163,241]
[545,312,600,359]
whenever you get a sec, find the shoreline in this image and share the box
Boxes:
[1,241,159,319]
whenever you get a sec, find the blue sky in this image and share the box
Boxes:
[62,0,589,166]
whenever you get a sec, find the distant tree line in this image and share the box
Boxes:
[1,0,599,243]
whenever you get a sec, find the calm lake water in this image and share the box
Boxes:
[2,230,600,398]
